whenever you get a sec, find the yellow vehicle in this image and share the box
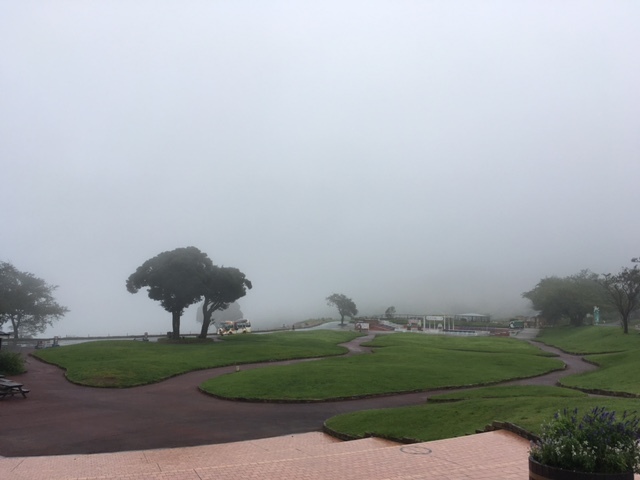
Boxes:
[217,319,252,336]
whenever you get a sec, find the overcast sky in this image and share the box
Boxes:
[1,1,639,337]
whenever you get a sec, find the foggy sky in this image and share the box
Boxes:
[1,1,639,337]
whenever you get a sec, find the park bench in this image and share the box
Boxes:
[0,378,30,399]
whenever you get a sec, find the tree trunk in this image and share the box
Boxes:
[171,311,181,339]
[10,315,19,339]
[340,314,345,326]
[622,315,629,334]
[199,304,211,339]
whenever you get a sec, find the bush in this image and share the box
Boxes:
[530,407,640,474]
[0,351,26,375]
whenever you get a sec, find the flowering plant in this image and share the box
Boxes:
[530,407,640,474]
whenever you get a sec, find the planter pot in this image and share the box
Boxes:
[529,457,634,480]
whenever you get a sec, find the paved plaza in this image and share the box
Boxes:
[1,430,532,480]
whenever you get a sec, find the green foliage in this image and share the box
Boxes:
[199,266,252,339]
[126,247,213,339]
[32,331,359,387]
[326,293,358,325]
[523,270,607,326]
[0,350,26,375]
[127,247,253,340]
[127,247,213,339]
[325,387,640,444]
[530,407,640,474]
[600,263,640,334]
[200,334,563,400]
[0,261,69,338]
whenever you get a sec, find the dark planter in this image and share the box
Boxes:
[529,457,634,480]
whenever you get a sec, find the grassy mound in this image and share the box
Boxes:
[539,326,640,395]
[200,334,563,401]
[325,386,640,442]
[33,330,360,387]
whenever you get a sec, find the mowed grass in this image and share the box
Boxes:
[200,334,563,400]
[537,326,640,354]
[538,326,640,395]
[32,330,359,387]
[325,385,640,442]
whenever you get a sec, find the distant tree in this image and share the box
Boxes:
[126,247,212,339]
[326,293,358,326]
[522,270,607,327]
[600,261,640,334]
[385,306,396,319]
[0,262,69,338]
[198,266,252,339]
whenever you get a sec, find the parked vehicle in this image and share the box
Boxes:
[217,319,252,336]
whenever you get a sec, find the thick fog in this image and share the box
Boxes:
[1,1,639,337]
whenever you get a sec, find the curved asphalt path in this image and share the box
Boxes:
[0,329,596,457]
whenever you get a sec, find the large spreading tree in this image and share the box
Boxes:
[326,293,358,326]
[126,247,213,339]
[522,270,607,326]
[0,262,69,338]
[600,260,640,334]
[198,266,252,339]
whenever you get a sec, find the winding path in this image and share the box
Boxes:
[0,330,596,457]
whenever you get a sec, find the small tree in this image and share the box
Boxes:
[198,266,252,339]
[0,262,68,338]
[385,306,396,319]
[600,261,640,334]
[326,293,358,326]
[126,247,212,339]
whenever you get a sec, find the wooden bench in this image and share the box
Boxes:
[0,378,29,399]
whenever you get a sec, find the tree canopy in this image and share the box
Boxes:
[600,260,640,334]
[126,247,213,339]
[126,247,252,339]
[198,266,252,338]
[326,293,358,326]
[522,270,607,327]
[0,262,69,338]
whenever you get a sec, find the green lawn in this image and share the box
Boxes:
[200,334,563,400]
[538,326,640,395]
[537,326,640,354]
[32,330,360,387]
[325,386,640,442]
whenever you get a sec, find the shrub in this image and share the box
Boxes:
[530,407,640,474]
[0,351,26,375]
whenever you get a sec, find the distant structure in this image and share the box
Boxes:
[454,313,490,323]
[361,312,495,336]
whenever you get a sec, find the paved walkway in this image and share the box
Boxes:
[1,328,628,479]
[2,431,532,480]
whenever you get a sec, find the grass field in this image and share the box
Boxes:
[33,330,359,387]
[537,326,640,354]
[199,334,563,400]
[538,326,640,395]
[324,326,640,442]
[324,385,640,442]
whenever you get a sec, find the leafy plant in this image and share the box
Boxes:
[0,351,26,375]
[530,407,640,474]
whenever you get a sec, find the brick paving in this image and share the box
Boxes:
[1,431,534,480]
